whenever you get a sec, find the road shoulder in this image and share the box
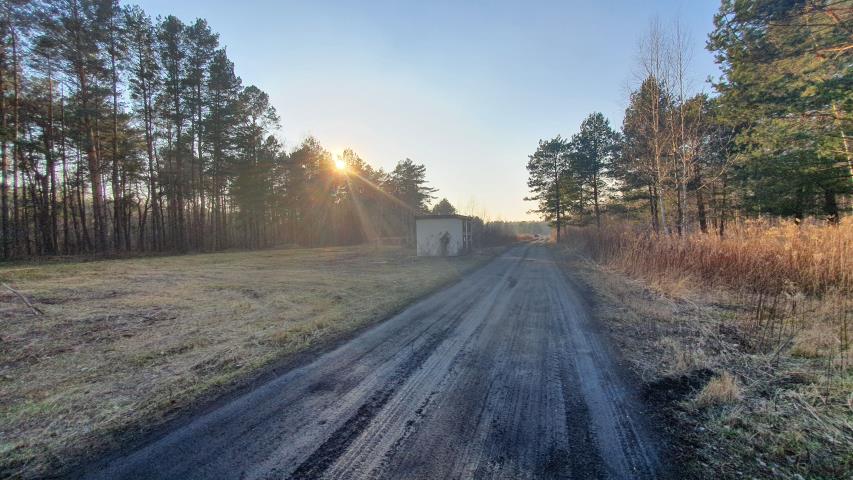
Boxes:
[552,246,853,479]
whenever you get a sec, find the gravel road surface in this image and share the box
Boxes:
[80,244,664,479]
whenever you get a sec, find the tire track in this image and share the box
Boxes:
[319,247,532,478]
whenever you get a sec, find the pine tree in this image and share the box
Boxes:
[709,0,852,221]
[184,19,217,247]
[526,136,571,241]
[125,5,161,250]
[158,15,188,250]
[570,113,619,227]
[204,48,241,249]
[0,0,446,258]
[431,198,457,215]
[620,76,673,232]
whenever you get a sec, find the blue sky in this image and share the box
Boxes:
[128,0,722,220]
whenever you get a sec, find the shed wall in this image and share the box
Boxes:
[416,218,465,256]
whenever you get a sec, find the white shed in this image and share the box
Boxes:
[415,214,472,256]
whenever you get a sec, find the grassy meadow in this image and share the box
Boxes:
[0,245,495,478]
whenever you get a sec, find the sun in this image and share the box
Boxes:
[334,158,347,171]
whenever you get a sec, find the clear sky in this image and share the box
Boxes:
[127,0,722,221]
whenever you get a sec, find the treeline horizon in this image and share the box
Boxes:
[0,0,476,260]
[527,0,851,238]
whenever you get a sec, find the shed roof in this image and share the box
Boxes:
[414,214,472,221]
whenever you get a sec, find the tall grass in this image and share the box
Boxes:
[566,219,852,478]
[568,218,852,360]
[569,218,852,296]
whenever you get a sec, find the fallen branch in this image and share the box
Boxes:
[2,282,44,315]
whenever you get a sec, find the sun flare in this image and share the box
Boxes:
[334,158,347,171]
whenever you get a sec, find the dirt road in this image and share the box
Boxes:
[80,244,664,479]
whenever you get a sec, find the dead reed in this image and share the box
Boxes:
[567,217,852,364]
[559,221,853,478]
[568,217,852,297]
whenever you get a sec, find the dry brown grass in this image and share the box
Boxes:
[569,217,852,296]
[0,245,495,479]
[555,220,853,479]
[567,218,852,363]
[790,322,842,359]
[657,336,708,375]
[694,371,742,407]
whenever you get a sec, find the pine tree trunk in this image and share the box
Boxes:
[824,188,839,224]
[172,64,186,252]
[69,0,105,252]
[0,37,8,259]
[44,58,58,253]
[76,146,93,251]
[196,82,206,250]
[141,74,161,251]
[592,173,600,228]
[60,95,70,253]
[554,155,561,243]
[87,124,106,251]
[110,20,123,252]
[11,27,21,255]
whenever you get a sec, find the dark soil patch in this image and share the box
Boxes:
[242,288,262,299]
[641,368,717,479]
[643,368,715,405]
